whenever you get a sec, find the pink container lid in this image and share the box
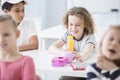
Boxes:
[52,57,67,67]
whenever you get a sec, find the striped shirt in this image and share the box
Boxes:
[86,63,120,80]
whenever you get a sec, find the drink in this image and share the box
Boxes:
[67,36,74,51]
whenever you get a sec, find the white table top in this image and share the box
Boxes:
[21,50,97,77]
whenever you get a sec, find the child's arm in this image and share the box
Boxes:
[49,39,65,55]
[18,35,38,51]
[75,43,94,62]
[74,34,96,62]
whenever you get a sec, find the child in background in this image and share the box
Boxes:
[86,25,120,80]
[49,7,96,62]
[1,0,38,51]
[0,15,36,80]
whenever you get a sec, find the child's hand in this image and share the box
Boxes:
[64,51,84,62]
[97,56,118,71]
[73,53,83,62]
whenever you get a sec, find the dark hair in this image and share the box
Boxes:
[2,1,25,11]
[63,7,95,35]
[0,14,17,29]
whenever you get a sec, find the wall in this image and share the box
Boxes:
[44,0,67,49]
[67,0,120,26]
[45,0,67,28]
[67,0,120,13]
[25,0,67,29]
[25,0,46,30]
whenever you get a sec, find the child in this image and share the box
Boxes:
[49,7,96,62]
[0,15,36,80]
[86,25,120,80]
[1,0,38,51]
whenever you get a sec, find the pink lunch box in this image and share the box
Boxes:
[52,57,67,67]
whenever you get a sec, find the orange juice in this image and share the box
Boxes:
[67,36,74,51]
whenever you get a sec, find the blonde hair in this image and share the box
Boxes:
[63,7,94,35]
[98,25,120,67]
[0,14,17,30]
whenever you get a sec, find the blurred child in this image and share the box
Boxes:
[86,25,120,80]
[0,15,36,80]
[1,0,38,51]
[49,7,96,62]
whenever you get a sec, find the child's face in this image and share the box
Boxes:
[5,2,25,24]
[68,15,84,40]
[102,29,120,60]
[0,21,17,52]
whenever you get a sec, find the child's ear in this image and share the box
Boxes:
[3,9,9,13]
[16,30,20,38]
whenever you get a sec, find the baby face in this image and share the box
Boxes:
[68,15,85,40]
[102,29,120,60]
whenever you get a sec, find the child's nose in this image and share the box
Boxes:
[111,41,118,47]
[19,12,24,17]
[71,26,76,31]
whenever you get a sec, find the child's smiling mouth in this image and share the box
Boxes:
[71,31,78,34]
[0,44,7,47]
[109,49,116,54]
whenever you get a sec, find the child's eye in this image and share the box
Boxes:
[22,9,24,12]
[119,40,120,44]
[109,37,114,41]
[69,24,73,26]
[4,33,10,37]
[76,25,80,26]
[16,11,20,13]
[16,10,20,13]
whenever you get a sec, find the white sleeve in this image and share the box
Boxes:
[28,20,37,38]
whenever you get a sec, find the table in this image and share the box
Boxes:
[21,50,97,80]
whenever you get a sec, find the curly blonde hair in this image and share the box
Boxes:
[63,7,94,35]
